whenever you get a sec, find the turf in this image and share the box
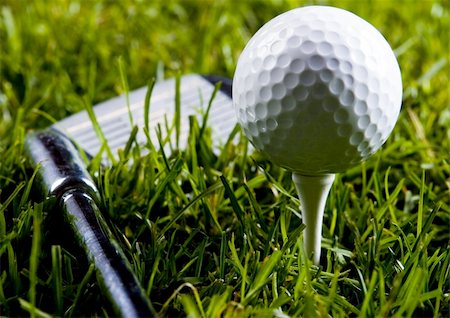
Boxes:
[0,0,449,317]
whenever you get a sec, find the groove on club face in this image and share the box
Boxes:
[52,74,235,164]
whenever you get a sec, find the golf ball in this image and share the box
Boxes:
[233,6,402,174]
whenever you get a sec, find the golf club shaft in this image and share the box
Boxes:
[25,129,153,318]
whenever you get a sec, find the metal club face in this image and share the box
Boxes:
[52,74,235,163]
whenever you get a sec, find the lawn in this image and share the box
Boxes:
[0,0,449,317]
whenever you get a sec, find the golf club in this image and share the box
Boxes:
[25,129,154,318]
[25,74,234,317]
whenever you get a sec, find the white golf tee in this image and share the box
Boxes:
[292,173,335,265]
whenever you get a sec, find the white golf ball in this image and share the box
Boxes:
[233,6,402,174]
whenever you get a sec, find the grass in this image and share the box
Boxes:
[0,0,449,317]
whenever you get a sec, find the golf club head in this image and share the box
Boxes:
[52,74,235,165]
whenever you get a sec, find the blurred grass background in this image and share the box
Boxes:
[1,0,448,124]
[0,0,449,317]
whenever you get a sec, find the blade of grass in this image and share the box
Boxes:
[118,56,133,127]
[83,98,116,164]
[417,169,425,237]
[0,271,6,306]
[243,182,268,233]
[160,283,205,318]
[145,156,184,219]
[384,167,398,224]
[195,239,207,277]
[179,294,202,318]
[174,73,181,149]
[205,286,232,317]
[358,270,378,317]
[220,231,227,280]
[0,182,25,236]
[417,57,447,85]
[29,203,43,318]
[66,264,95,318]
[122,124,139,160]
[51,245,63,316]
[228,233,245,278]
[434,251,449,318]
[199,81,221,139]
[146,251,161,295]
[157,181,223,239]
[220,175,245,230]
[7,241,20,294]
[18,299,52,318]
[244,250,282,305]
[144,77,156,134]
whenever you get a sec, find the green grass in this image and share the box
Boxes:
[1,0,449,317]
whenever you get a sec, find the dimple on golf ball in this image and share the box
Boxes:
[233,6,402,174]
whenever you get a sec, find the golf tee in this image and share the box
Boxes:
[292,173,335,265]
